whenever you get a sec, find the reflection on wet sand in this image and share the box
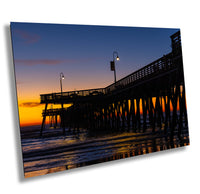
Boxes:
[23,126,189,178]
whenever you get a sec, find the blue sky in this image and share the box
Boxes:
[11,22,179,98]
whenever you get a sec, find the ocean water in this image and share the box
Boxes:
[21,125,189,178]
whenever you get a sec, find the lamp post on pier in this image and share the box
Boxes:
[60,72,64,109]
[60,72,64,95]
[60,72,65,135]
[110,51,120,84]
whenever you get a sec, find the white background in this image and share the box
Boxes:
[0,1,200,193]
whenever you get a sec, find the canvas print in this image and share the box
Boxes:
[10,22,190,178]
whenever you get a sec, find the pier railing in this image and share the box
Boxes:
[40,88,105,103]
[105,52,174,93]
[42,108,64,116]
[40,52,176,103]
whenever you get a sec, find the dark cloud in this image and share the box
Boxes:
[14,29,40,44]
[15,59,65,66]
[14,58,91,66]
[19,102,42,108]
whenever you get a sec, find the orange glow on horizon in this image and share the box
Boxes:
[18,90,185,127]
[16,77,111,127]
[18,98,72,127]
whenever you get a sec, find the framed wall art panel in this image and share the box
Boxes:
[10,22,190,178]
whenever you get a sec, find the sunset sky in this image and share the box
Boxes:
[10,22,179,127]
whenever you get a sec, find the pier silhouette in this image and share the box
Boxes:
[40,31,188,146]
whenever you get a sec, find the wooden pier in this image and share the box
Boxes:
[40,31,188,142]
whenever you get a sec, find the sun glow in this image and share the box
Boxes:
[18,98,72,127]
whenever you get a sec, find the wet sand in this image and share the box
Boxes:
[21,125,189,178]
